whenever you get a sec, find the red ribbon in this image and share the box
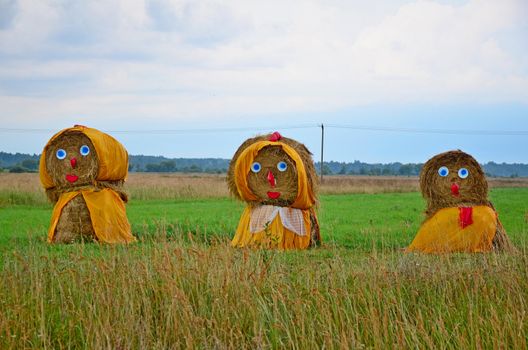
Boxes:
[459,207,473,229]
[269,131,282,142]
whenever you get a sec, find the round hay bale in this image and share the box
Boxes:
[408,150,513,252]
[228,132,320,249]
[39,125,135,244]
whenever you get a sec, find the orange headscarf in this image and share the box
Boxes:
[233,140,316,210]
[39,125,128,189]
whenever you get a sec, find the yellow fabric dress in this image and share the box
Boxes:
[39,125,136,244]
[231,207,314,250]
[230,140,318,250]
[407,206,497,253]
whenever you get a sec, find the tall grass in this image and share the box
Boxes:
[1,230,527,349]
[1,173,527,348]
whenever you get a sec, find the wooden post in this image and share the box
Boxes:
[320,124,324,184]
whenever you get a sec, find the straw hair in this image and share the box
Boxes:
[227,133,318,207]
[420,150,488,217]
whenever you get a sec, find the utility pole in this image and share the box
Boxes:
[320,123,324,184]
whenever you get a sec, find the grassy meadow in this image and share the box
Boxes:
[1,173,528,349]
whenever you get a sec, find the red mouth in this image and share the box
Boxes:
[66,174,79,183]
[267,191,281,199]
[451,183,460,197]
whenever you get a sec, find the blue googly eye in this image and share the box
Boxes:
[56,149,67,160]
[438,166,449,177]
[80,145,90,156]
[458,168,469,179]
[251,162,261,173]
[277,161,288,172]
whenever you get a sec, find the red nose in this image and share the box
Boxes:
[451,183,460,196]
[70,158,77,168]
[267,170,276,188]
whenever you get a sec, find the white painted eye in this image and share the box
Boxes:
[438,166,449,177]
[80,145,90,156]
[56,149,67,160]
[251,162,261,173]
[277,161,288,172]
[458,168,469,179]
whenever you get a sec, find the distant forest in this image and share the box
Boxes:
[2,151,528,178]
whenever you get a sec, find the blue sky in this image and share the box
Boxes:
[1,0,527,163]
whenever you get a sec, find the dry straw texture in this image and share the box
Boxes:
[420,150,488,217]
[54,195,96,243]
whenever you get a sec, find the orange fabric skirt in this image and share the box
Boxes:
[407,206,497,253]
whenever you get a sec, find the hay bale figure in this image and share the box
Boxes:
[407,150,513,253]
[39,125,136,244]
[228,132,321,250]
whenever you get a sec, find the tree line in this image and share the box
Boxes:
[1,152,527,177]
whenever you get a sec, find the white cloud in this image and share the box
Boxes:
[0,0,527,125]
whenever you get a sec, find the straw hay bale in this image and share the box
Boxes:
[419,150,513,251]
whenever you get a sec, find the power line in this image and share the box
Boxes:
[108,124,318,134]
[1,123,528,136]
[0,128,55,134]
[326,124,528,136]
[0,124,319,135]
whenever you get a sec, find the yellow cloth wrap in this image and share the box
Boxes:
[39,125,129,189]
[233,141,316,210]
[48,188,136,244]
[231,207,312,250]
[407,206,497,253]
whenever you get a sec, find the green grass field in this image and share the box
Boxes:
[2,188,527,250]
[1,188,527,348]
